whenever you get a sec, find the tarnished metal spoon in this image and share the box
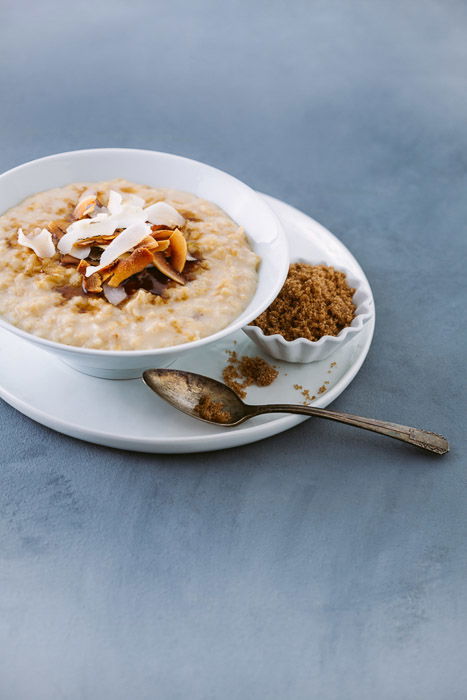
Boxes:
[142,369,449,455]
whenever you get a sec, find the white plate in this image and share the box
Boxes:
[0,194,375,453]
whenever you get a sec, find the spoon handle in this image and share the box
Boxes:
[248,404,449,455]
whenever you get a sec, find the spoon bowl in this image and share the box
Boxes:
[143,369,247,425]
[143,368,449,455]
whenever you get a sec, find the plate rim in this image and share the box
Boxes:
[0,193,375,453]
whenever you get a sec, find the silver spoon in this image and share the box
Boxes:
[143,369,449,455]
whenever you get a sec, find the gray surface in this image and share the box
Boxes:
[1,0,466,698]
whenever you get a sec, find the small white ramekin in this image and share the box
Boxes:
[242,260,373,363]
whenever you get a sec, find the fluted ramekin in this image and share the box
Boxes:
[242,260,373,363]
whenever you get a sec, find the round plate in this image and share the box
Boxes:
[0,194,375,453]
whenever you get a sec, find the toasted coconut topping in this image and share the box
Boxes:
[85,221,151,277]
[73,233,119,247]
[16,188,197,304]
[151,252,185,285]
[47,220,69,242]
[153,239,170,252]
[108,247,155,287]
[135,236,161,252]
[60,254,81,266]
[83,271,104,294]
[73,191,98,220]
[103,283,127,305]
[77,259,89,275]
[125,193,146,208]
[151,226,174,240]
[144,201,185,228]
[107,190,123,215]
[18,227,56,258]
[69,244,91,259]
[169,229,187,273]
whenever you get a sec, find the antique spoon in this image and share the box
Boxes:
[143,369,449,455]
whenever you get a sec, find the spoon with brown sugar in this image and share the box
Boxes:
[143,369,449,455]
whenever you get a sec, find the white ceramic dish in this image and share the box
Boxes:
[0,148,288,379]
[243,259,373,363]
[0,193,375,453]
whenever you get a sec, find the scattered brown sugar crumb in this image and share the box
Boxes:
[194,395,232,424]
[293,384,317,404]
[318,384,327,394]
[330,362,337,367]
[222,350,278,398]
[251,263,356,341]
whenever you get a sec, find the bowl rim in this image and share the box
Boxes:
[0,147,289,357]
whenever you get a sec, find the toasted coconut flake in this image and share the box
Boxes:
[85,222,151,277]
[155,239,170,252]
[169,229,187,272]
[47,219,70,242]
[103,283,127,305]
[144,201,185,228]
[124,193,146,208]
[107,190,123,215]
[108,247,154,287]
[59,217,120,254]
[151,252,185,285]
[77,259,89,275]
[73,191,98,220]
[18,227,56,258]
[69,244,91,259]
[151,226,174,240]
[74,233,118,247]
[83,272,103,294]
[60,254,81,266]
[135,236,161,252]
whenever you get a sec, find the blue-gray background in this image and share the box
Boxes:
[1,1,466,698]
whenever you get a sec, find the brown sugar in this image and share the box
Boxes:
[194,395,232,423]
[293,384,316,404]
[251,263,356,341]
[222,350,278,399]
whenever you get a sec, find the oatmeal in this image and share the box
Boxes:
[0,179,259,350]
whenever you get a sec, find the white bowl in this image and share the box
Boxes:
[0,148,288,378]
[243,260,372,363]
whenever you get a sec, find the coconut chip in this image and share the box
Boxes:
[169,229,187,273]
[144,201,185,228]
[47,220,70,242]
[73,190,99,220]
[85,221,151,277]
[151,252,185,285]
[108,247,155,287]
[17,227,56,258]
[103,283,127,305]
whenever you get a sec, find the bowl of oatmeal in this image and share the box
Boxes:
[0,149,288,378]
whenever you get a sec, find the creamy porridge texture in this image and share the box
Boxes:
[0,179,259,350]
